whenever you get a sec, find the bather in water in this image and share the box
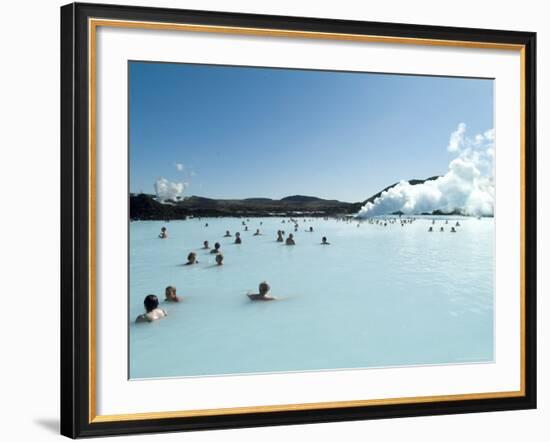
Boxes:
[186,252,199,265]
[159,227,168,239]
[247,281,276,301]
[286,233,296,245]
[215,253,224,265]
[321,236,330,245]
[235,232,242,244]
[135,294,167,323]
[253,229,262,236]
[164,286,182,302]
[210,242,221,254]
[203,240,210,249]
[224,230,232,237]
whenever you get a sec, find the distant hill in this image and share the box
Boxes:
[129,176,444,220]
[130,193,362,220]
[281,195,324,203]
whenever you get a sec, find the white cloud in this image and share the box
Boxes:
[154,177,187,202]
[358,123,495,217]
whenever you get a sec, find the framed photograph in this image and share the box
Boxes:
[60,2,537,438]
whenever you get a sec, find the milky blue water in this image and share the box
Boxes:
[129,216,494,379]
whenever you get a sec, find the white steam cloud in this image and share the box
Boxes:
[357,123,495,218]
[154,177,187,202]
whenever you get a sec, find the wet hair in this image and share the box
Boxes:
[214,242,221,249]
[216,253,224,264]
[322,236,327,242]
[259,281,270,295]
[144,294,159,312]
[187,252,197,261]
[161,227,166,231]
[203,240,209,246]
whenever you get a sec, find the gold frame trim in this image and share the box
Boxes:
[88,18,527,424]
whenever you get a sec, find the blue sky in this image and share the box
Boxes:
[129,61,493,202]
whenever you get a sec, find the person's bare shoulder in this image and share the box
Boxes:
[135,314,150,323]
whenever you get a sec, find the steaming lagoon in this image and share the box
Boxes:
[129,216,494,379]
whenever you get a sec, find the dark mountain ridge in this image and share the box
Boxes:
[130,177,442,220]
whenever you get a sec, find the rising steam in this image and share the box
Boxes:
[154,177,187,202]
[357,123,495,217]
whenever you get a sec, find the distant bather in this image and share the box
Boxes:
[186,252,198,265]
[165,286,182,302]
[247,281,276,301]
[286,233,296,245]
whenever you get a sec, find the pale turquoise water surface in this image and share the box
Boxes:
[129,216,494,379]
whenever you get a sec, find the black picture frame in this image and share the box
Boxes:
[61,2,537,438]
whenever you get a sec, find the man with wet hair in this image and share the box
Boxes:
[136,294,167,323]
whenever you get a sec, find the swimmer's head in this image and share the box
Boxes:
[165,286,176,300]
[259,281,270,295]
[216,253,224,265]
[204,240,209,247]
[322,236,327,243]
[289,233,294,239]
[236,232,240,237]
[144,294,159,312]
[161,227,166,232]
[187,252,197,263]
[214,242,221,250]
